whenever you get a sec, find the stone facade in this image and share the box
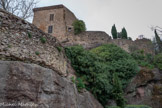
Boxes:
[33,5,77,41]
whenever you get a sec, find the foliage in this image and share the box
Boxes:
[112,73,125,108]
[28,32,32,38]
[121,27,128,39]
[154,29,162,53]
[40,37,46,44]
[131,50,154,69]
[125,105,151,108]
[65,44,139,106]
[0,0,38,20]
[117,32,122,39]
[56,46,62,52]
[106,105,151,108]
[35,51,40,55]
[128,37,132,40]
[70,76,85,92]
[111,24,118,39]
[76,78,85,92]
[154,53,162,70]
[72,20,86,35]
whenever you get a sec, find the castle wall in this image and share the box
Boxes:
[62,31,112,49]
[64,8,77,28]
[33,8,66,41]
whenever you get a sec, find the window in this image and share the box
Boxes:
[48,26,53,33]
[68,27,72,32]
[50,14,54,21]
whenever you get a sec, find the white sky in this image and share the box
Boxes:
[37,0,162,40]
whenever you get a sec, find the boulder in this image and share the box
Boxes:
[125,68,162,108]
[0,60,103,108]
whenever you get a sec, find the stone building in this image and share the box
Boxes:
[33,5,77,41]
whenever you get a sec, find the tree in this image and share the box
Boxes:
[121,27,128,39]
[0,0,38,20]
[112,73,125,108]
[128,37,132,40]
[154,29,162,53]
[65,44,139,107]
[72,20,86,35]
[117,32,122,39]
[111,24,117,39]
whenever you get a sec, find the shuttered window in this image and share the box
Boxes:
[50,14,54,21]
[48,26,53,33]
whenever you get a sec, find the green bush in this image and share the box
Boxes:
[76,78,85,92]
[65,44,139,106]
[106,105,151,108]
[40,37,46,44]
[154,53,162,70]
[126,105,151,108]
[27,32,32,38]
[112,73,125,108]
[131,50,154,69]
[35,51,40,55]
[72,20,86,35]
[56,46,62,52]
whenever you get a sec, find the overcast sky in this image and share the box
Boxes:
[37,0,162,40]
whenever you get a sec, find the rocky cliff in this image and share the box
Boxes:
[0,9,103,108]
[125,68,162,108]
[0,61,103,108]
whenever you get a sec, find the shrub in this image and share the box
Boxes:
[40,37,46,44]
[35,51,40,55]
[72,20,86,35]
[56,46,62,52]
[126,105,151,108]
[70,76,85,92]
[27,32,32,38]
[112,73,125,108]
[106,105,151,108]
[154,53,162,70]
[76,78,85,92]
[65,44,139,106]
[131,50,154,69]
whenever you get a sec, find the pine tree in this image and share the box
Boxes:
[111,24,117,39]
[121,27,128,39]
[112,73,126,108]
[155,29,162,53]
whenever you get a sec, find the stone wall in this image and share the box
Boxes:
[33,5,77,42]
[62,31,112,49]
[33,5,67,41]
[0,8,69,76]
[110,38,154,54]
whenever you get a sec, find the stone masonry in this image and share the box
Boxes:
[33,5,77,41]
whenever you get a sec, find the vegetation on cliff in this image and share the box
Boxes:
[65,44,139,107]
[73,20,86,35]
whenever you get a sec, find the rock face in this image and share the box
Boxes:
[0,8,69,76]
[0,60,103,108]
[125,68,162,108]
[0,9,103,108]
